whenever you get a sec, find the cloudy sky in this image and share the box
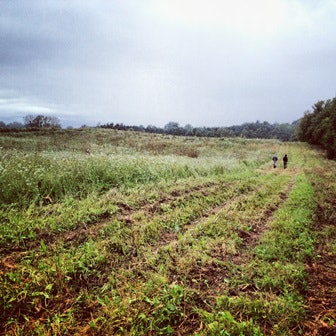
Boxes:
[1,0,336,127]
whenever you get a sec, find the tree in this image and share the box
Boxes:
[24,115,61,129]
[184,124,194,136]
[298,98,336,159]
[164,122,183,135]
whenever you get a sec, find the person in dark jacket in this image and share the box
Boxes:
[283,154,288,169]
[272,155,278,168]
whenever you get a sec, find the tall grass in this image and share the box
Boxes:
[0,151,243,209]
[0,128,277,209]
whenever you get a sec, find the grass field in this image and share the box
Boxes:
[0,129,335,335]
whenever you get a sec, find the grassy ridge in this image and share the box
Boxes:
[0,129,333,335]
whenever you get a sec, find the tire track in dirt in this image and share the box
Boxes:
[137,169,299,335]
[235,170,296,253]
[150,172,284,250]
[221,170,298,297]
[61,170,299,335]
[0,180,233,273]
[0,179,252,332]
[152,169,298,299]
[177,170,295,253]
[53,180,228,246]
[224,175,294,264]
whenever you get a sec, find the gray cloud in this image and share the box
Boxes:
[1,0,336,127]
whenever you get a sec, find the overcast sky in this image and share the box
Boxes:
[1,0,336,127]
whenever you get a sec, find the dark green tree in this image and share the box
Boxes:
[298,98,336,159]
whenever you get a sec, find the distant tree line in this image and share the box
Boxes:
[0,115,61,131]
[0,114,297,141]
[0,121,24,129]
[297,98,336,159]
[100,120,298,141]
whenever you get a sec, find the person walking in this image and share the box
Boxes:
[272,154,278,168]
[283,154,288,169]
